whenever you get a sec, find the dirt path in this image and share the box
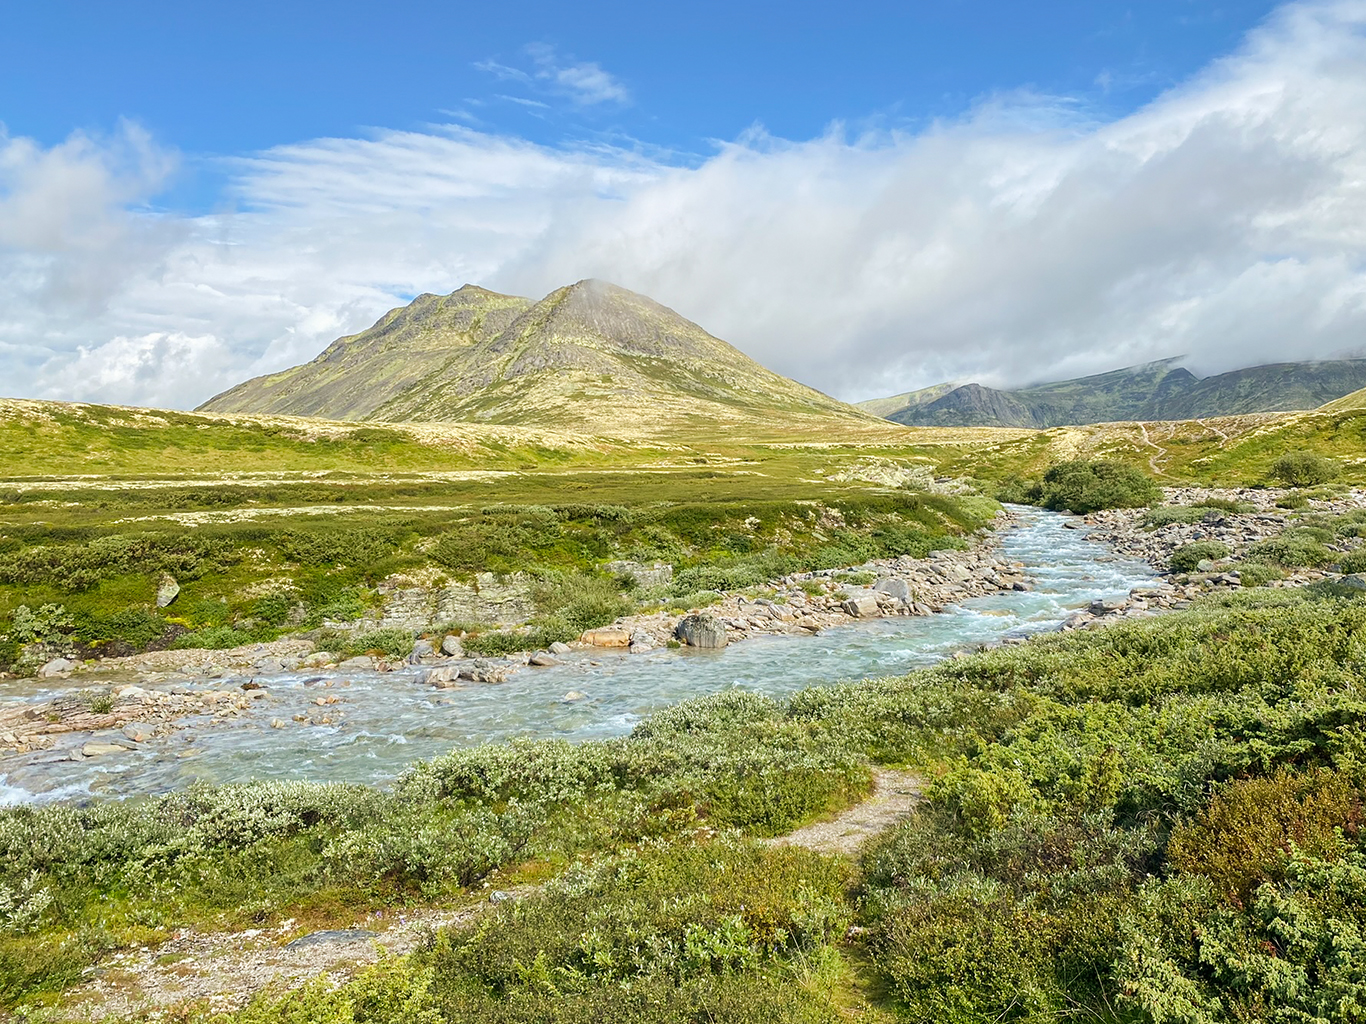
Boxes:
[55,772,921,1020]
[1137,422,1169,478]
[765,767,922,857]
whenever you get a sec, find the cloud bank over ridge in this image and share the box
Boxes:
[3,0,1366,410]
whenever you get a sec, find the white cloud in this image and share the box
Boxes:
[4,1,1366,410]
[478,43,630,108]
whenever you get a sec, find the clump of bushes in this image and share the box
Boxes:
[1269,450,1340,487]
[1244,528,1335,568]
[1338,549,1366,575]
[1000,461,1160,515]
[1170,541,1230,572]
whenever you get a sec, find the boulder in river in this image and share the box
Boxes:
[440,635,463,657]
[529,652,559,667]
[337,655,375,672]
[582,627,631,648]
[121,722,154,743]
[38,657,74,678]
[675,612,727,649]
[81,741,128,758]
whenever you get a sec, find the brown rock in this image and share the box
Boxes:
[581,627,631,648]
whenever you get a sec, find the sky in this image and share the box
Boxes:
[3,0,1364,410]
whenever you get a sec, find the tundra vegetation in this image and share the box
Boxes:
[3,588,1366,1021]
[0,474,994,671]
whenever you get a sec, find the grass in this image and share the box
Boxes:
[0,475,996,668]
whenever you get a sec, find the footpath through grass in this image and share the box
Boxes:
[7,586,1366,1021]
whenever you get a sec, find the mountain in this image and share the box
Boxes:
[855,382,961,420]
[861,358,1366,428]
[200,280,887,437]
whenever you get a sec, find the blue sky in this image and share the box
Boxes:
[4,2,1280,201]
[2,1,1364,409]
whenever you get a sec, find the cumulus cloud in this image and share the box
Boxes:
[4,1,1366,410]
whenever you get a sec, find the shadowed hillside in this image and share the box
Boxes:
[864,357,1366,427]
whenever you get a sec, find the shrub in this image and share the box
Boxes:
[1338,549,1366,574]
[1269,450,1340,487]
[1232,561,1281,587]
[1037,460,1161,514]
[1169,541,1230,573]
[1244,531,1334,568]
[1166,769,1363,899]
[344,627,413,659]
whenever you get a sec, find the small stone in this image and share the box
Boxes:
[528,652,560,667]
[336,655,375,672]
[270,718,286,729]
[156,575,181,608]
[253,657,285,675]
[488,890,516,904]
[548,641,573,655]
[441,635,463,657]
[560,690,588,702]
[120,722,153,743]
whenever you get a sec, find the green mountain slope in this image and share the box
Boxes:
[862,357,1366,427]
[200,280,889,438]
[201,286,533,420]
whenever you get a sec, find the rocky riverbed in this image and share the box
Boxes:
[1048,486,1366,631]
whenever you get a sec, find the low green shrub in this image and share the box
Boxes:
[1270,450,1340,487]
[1169,541,1230,572]
[1244,530,1334,568]
[1166,768,1363,899]
[666,590,723,611]
[1338,549,1366,574]
[1232,561,1282,587]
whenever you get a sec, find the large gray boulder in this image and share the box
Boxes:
[675,612,728,649]
[841,594,880,617]
[873,577,912,601]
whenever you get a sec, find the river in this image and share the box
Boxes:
[0,507,1159,804]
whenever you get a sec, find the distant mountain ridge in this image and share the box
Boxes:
[861,358,1366,427]
[200,279,888,438]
